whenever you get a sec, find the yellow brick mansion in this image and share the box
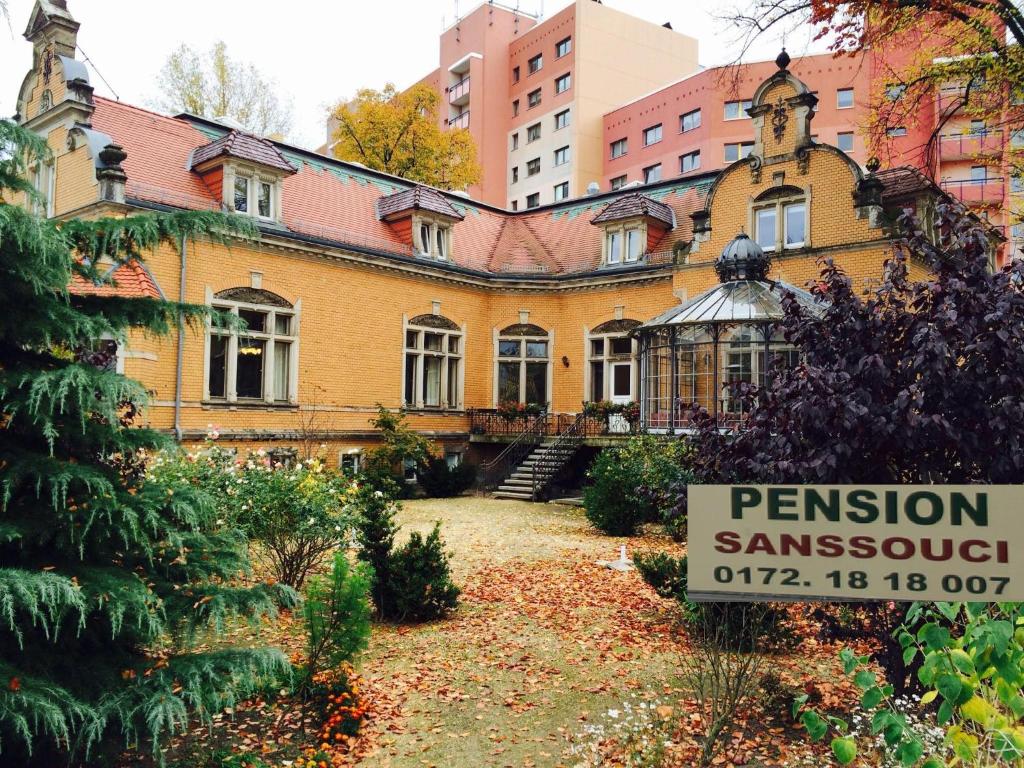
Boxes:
[15,2,961,486]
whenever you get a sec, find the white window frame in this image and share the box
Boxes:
[724,99,752,120]
[528,88,542,108]
[643,124,663,146]
[227,165,281,223]
[680,150,700,173]
[837,88,854,109]
[527,123,541,143]
[752,196,808,252]
[339,449,363,474]
[413,216,453,261]
[680,108,701,133]
[527,157,541,177]
[32,159,56,218]
[555,36,572,58]
[555,73,571,94]
[584,329,637,403]
[402,318,465,410]
[603,221,646,266]
[494,329,552,407]
[643,164,662,184]
[554,109,571,131]
[610,138,628,159]
[528,54,543,74]
[553,145,570,166]
[553,181,569,201]
[724,142,754,163]
[837,131,855,152]
[204,291,300,405]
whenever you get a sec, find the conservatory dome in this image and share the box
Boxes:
[634,231,824,431]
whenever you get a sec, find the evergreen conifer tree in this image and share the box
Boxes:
[0,121,294,765]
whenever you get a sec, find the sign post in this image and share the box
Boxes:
[688,485,1024,602]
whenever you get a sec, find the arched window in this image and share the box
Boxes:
[206,287,298,404]
[585,319,640,404]
[496,323,550,406]
[752,185,807,252]
[403,314,463,409]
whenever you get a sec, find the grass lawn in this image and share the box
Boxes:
[139,497,860,768]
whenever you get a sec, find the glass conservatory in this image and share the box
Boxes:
[635,232,822,432]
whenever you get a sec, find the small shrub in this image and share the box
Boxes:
[352,485,399,615]
[388,524,461,622]
[417,457,477,497]
[363,405,432,495]
[352,486,460,622]
[302,552,372,692]
[583,449,651,536]
[632,551,688,600]
[583,436,695,537]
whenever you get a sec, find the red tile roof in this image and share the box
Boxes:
[191,130,296,174]
[70,260,164,300]
[377,185,465,221]
[877,166,938,202]
[90,97,709,276]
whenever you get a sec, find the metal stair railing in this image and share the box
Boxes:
[531,412,586,501]
[479,412,547,490]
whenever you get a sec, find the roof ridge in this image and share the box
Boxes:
[93,95,189,126]
[485,218,511,271]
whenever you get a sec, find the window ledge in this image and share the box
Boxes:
[401,407,467,415]
[202,400,299,411]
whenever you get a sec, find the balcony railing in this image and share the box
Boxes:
[468,408,642,438]
[940,177,1005,205]
[448,77,470,106]
[939,130,1004,161]
[448,111,470,130]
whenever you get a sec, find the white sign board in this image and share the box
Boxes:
[688,485,1024,602]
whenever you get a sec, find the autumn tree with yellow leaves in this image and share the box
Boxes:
[330,83,481,190]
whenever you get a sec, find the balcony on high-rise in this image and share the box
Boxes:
[939,129,1004,161]
[448,77,470,107]
[449,111,470,130]
[940,176,1005,205]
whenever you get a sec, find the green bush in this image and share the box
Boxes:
[363,405,432,496]
[302,552,372,692]
[388,524,461,622]
[583,436,694,537]
[352,485,398,615]
[633,552,794,651]
[352,486,460,622]
[417,457,478,497]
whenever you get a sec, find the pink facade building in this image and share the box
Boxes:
[376,2,1018,261]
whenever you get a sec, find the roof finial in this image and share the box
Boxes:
[775,47,791,71]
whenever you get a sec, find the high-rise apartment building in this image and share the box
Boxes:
[377,1,700,208]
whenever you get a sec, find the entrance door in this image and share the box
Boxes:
[609,361,633,433]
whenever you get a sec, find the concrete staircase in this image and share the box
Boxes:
[493,438,578,500]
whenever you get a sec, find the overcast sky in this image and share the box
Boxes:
[1,0,826,149]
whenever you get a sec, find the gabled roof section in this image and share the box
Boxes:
[376,185,465,222]
[591,193,675,228]
[876,166,938,203]
[190,130,296,174]
[70,260,164,300]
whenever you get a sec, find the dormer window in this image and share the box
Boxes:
[231,173,277,220]
[414,217,452,260]
[591,192,674,268]
[190,130,296,224]
[376,184,464,262]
